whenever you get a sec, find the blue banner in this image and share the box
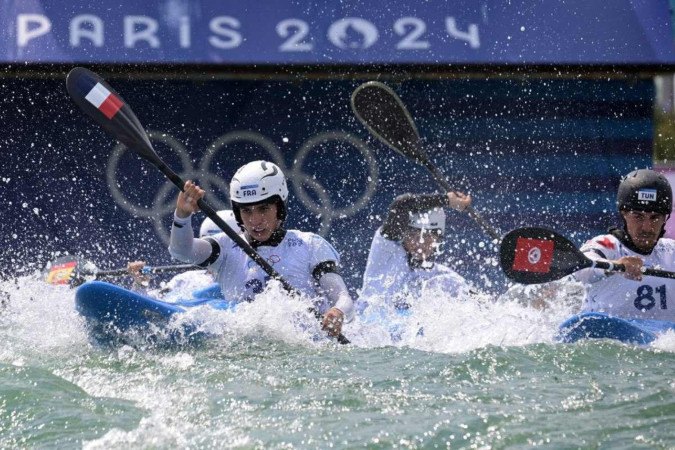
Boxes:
[2,0,674,65]
[0,77,653,292]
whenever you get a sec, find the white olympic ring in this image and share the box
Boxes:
[106,130,379,244]
[291,131,379,217]
[107,131,190,218]
[292,172,334,236]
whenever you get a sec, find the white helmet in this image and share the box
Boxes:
[230,160,289,223]
[230,160,288,204]
[199,210,240,237]
[408,208,445,233]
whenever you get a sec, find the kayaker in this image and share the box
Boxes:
[575,169,675,321]
[359,191,473,310]
[169,160,354,337]
[127,210,240,295]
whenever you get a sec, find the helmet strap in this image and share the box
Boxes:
[276,197,287,223]
[658,213,671,240]
[248,228,287,249]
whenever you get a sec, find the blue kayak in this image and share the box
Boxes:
[557,312,675,345]
[75,281,236,346]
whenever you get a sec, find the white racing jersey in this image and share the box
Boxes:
[575,233,675,321]
[204,229,341,313]
[170,212,354,320]
[360,228,470,306]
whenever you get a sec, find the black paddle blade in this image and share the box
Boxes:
[351,81,428,165]
[499,227,592,284]
[66,67,161,168]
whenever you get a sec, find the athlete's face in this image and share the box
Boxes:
[240,202,279,242]
[402,228,443,261]
[622,210,667,252]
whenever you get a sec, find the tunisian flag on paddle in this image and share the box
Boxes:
[511,237,555,273]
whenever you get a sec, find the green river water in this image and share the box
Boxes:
[1,276,674,449]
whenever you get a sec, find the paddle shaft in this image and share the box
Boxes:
[591,259,675,280]
[422,160,501,242]
[92,264,198,278]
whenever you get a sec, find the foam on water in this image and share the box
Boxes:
[349,279,585,352]
[5,272,673,357]
[65,349,254,448]
[2,273,674,447]
[651,329,675,352]
[0,275,90,365]
[162,280,339,348]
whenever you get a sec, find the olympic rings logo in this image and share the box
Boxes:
[247,254,281,268]
[106,130,379,244]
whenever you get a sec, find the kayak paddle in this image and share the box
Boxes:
[45,256,198,287]
[499,226,675,284]
[350,81,500,242]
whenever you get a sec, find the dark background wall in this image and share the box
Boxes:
[0,76,653,293]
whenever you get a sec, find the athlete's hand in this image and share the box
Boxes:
[322,307,345,337]
[126,260,146,275]
[176,180,205,218]
[127,260,151,287]
[447,191,471,211]
[615,256,644,281]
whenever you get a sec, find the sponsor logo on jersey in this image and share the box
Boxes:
[247,254,281,268]
[637,189,657,202]
[287,237,304,247]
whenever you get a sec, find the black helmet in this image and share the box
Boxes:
[617,169,672,215]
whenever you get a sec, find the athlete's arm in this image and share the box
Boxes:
[313,260,354,326]
[169,180,221,267]
[168,211,219,266]
[318,272,354,337]
[575,238,622,283]
[318,272,355,322]
[360,229,404,298]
